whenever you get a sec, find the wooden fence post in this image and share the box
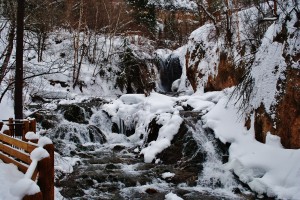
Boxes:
[37,144,54,200]
[23,120,29,141]
[29,119,36,133]
[8,118,13,136]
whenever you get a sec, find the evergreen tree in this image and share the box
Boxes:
[127,0,156,35]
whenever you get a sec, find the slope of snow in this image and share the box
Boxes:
[103,92,184,162]
[202,89,300,199]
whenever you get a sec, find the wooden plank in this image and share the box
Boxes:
[0,143,31,164]
[0,133,38,153]
[23,191,43,200]
[0,152,28,173]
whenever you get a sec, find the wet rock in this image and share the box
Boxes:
[58,104,88,124]
[113,145,126,152]
[77,97,108,117]
[146,117,162,144]
[145,188,158,194]
[112,122,119,133]
[29,110,60,129]
[87,125,107,143]
[105,164,119,170]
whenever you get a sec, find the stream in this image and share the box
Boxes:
[53,109,251,200]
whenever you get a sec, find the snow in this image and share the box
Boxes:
[202,90,300,200]
[54,152,80,174]
[162,172,175,179]
[104,92,184,163]
[149,0,197,10]
[185,24,220,93]
[0,124,9,132]
[0,132,52,199]
[140,113,183,163]
[102,84,300,198]
[165,192,183,200]
[0,96,14,119]
[250,36,286,114]
[11,179,40,198]
[0,161,24,200]
[38,136,53,147]
[184,96,215,112]
[25,131,40,140]
[30,147,49,161]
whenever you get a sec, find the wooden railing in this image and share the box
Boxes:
[0,119,54,200]
[0,118,37,141]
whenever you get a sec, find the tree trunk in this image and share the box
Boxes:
[14,0,25,136]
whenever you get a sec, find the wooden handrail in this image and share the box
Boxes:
[0,134,37,153]
[0,118,54,200]
[0,118,37,139]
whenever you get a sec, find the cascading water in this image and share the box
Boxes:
[184,118,241,196]
[158,55,182,92]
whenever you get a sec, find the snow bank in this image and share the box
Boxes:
[165,192,183,200]
[103,92,184,162]
[141,112,183,163]
[162,172,175,179]
[202,91,300,199]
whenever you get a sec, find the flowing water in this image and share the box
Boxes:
[55,110,250,199]
[185,118,243,197]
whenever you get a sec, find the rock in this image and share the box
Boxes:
[29,110,60,130]
[58,104,88,124]
[146,117,162,144]
[145,188,158,194]
[87,125,107,143]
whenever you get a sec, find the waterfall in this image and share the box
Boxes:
[159,55,182,92]
[186,119,240,195]
[118,117,126,135]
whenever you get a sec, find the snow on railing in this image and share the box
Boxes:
[0,119,54,200]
